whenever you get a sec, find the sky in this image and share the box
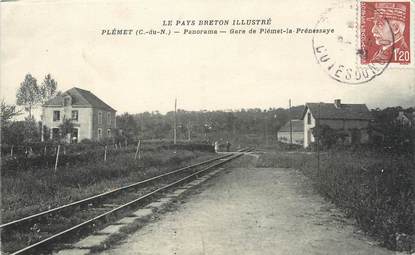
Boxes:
[1,0,414,115]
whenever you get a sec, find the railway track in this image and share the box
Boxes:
[1,148,251,255]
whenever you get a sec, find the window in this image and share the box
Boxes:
[64,97,71,106]
[53,111,60,121]
[307,113,311,125]
[107,112,111,125]
[107,128,111,136]
[72,110,79,121]
[98,111,102,125]
[98,128,102,140]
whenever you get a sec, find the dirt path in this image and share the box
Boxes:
[99,160,396,254]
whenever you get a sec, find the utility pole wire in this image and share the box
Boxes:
[187,120,191,141]
[317,103,321,177]
[289,99,293,145]
[173,98,177,145]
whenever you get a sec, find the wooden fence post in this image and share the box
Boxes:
[104,145,107,161]
[54,145,61,172]
[134,140,141,160]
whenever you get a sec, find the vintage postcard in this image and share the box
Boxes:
[1,0,414,254]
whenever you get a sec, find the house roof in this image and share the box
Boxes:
[43,87,116,111]
[278,119,304,132]
[301,102,373,120]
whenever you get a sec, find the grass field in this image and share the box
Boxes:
[256,149,414,251]
[1,149,215,223]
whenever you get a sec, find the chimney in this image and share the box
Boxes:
[334,99,341,108]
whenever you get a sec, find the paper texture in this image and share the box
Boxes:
[1,0,414,112]
[1,1,414,254]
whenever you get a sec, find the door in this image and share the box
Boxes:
[52,128,60,140]
[71,128,79,143]
[351,129,361,144]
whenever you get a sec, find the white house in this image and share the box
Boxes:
[301,99,374,148]
[277,119,304,145]
[42,87,116,143]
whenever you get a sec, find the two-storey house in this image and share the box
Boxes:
[42,87,116,143]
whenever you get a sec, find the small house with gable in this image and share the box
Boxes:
[277,120,304,145]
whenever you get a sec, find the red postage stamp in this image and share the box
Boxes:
[360,1,411,64]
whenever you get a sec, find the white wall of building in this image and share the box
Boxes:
[42,106,92,141]
[303,107,316,148]
[277,131,304,145]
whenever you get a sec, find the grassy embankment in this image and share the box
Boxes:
[257,148,414,251]
[2,148,215,223]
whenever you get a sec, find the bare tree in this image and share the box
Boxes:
[1,100,22,123]
[40,74,58,103]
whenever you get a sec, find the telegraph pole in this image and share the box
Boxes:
[317,102,321,176]
[265,115,268,145]
[289,99,293,145]
[187,120,191,141]
[173,98,177,144]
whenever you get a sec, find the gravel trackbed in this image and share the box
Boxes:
[99,164,395,255]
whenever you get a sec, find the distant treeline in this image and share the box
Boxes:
[2,105,413,152]
[117,106,415,153]
[116,106,306,144]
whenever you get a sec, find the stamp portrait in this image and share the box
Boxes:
[1,1,415,254]
[313,0,413,84]
[360,2,411,65]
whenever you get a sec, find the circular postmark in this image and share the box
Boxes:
[312,0,394,84]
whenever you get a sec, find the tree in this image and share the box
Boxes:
[116,113,139,140]
[1,100,39,144]
[371,107,415,154]
[42,125,51,142]
[225,112,236,134]
[40,74,58,103]
[23,117,41,143]
[16,74,40,118]
[1,121,26,145]
[59,118,74,143]
[312,124,347,149]
[2,117,42,144]
[1,100,22,123]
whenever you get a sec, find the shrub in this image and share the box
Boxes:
[80,138,94,144]
[1,141,214,173]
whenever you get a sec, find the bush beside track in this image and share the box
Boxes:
[1,141,214,173]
